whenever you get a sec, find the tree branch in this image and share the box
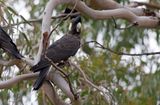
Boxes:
[42,81,70,105]
[89,0,121,9]
[89,0,146,16]
[0,72,38,89]
[84,41,160,56]
[48,70,75,101]
[34,0,160,66]
[0,70,74,103]
[2,13,79,28]
[70,0,159,28]
[131,1,160,9]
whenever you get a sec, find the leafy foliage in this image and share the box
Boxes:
[0,0,160,105]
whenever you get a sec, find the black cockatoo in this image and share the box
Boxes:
[31,14,81,90]
[0,26,23,59]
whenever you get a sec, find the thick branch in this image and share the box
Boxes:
[70,0,159,28]
[131,1,160,9]
[89,0,122,10]
[0,73,38,89]
[89,0,145,16]
[48,70,75,101]
[0,70,72,100]
[42,81,69,105]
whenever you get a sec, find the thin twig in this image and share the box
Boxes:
[83,41,160,56]
[44,55,77,100]
[44,55,67,77]
[112,17,138,30]
[69,61,116,104]
[2,13,80,28]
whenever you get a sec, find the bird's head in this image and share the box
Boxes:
[63,8,81,35]
[69,15,81,34]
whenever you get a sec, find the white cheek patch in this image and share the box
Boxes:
[69,23,72,31]
[76,23,81,32]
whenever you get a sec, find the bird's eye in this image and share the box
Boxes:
[76,23,81,32]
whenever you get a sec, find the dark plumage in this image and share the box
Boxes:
[0,26,23,59]
[31,15,81,90]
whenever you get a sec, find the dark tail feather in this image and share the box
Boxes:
[14,53,23,59]
[30,63,50,73]
[1,42,23,59]
[33,66,50,90]
[31,59,50,72]
[0,27,23,59]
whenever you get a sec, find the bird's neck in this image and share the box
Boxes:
[67,31,80,38]
[68,29,80,35]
